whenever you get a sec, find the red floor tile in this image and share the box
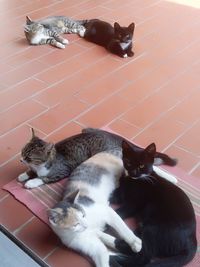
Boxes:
[16,217,59,259]
[46,246,92,267]
[0,195,33,232]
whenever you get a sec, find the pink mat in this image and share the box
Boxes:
[3,128,200,266]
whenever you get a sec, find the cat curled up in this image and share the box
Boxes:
[83,19,135,58]
[18,128,177,189]
[47,152,142,267]
[24,15,87,48]
[110,141,197,267]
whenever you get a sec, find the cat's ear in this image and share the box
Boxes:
[122,140,132,153]
[114,22,121,31]
[67,190,80,204]
[30,128,35,138]
[145,143,156,156]
[47,208,62,224]
[128,22,135,33]
[26,16,33,24]
[45,143,55,155]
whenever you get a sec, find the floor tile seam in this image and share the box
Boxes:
[0,152,20,168]
[0,76,48,96]
[0,0,66,25]
[173,144,200,159]
[0,106,50,139]
[43,247,59,261]
[161,118,200,154]
[190,161,200,176]
[13,216,35,235]
[1,47,53,68]
[0,88,51,114]
[32,51,141,103]
[32,47,110,86]
[0,194,9,203]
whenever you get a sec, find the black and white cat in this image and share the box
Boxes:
[83,19,135,57]
[48,151,142,267]
[110,141,197,267]
[18,128,177,189]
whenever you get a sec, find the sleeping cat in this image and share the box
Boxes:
[110,141,197,267]
[48,151,142,267]
[24,16,87,48]
[18,128,177,189]
[83,19,135,57]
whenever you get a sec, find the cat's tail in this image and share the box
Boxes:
[154,152,177,166]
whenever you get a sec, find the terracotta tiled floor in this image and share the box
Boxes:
[0,0,200,266]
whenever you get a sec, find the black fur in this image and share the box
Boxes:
[111,141,197,267]
[83,19,135,57]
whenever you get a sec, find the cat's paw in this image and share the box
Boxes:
[62,38,69,45]
[123,54,128,58]
[17,172,29,182]
[130,236,142,252]
[56,42,65,49]
[78,28,86,37]
[128,51,134,57]
[24,178,44,189]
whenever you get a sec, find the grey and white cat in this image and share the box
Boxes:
[48,151,142,267]
[18,128,177,189]
[24,16,87,49]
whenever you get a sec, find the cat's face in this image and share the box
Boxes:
[21,129,55,167]
[48,191,87,232]
[24,15,44,34]
[122,141,156,178]
[114,22,135,43]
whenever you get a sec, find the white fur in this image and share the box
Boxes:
[123,54,128,58]
[153,166,178,184]
[49,152,141,267]
[30,163,50,177]
[31,33,49,44]
[78,28,86,37]
[62,38,69,44]
[17,172,29,182]
[120,40,131,50]
[24,178,44,189]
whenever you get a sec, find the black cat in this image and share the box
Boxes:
[83,19,135,57]
[110,141,197,267]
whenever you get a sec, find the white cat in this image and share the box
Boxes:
[48,152,142,267]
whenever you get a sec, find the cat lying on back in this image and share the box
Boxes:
[83,19,135,58]
[24,16,87,49]
[110,141,197,267]
[18,128,177,189]
[48,151,142,267]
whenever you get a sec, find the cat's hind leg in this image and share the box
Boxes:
[106,207,142,253]
[39,38,66,49]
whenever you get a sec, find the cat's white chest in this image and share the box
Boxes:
[120,41,131,50]
[31,33,49,44]
[31,163,50,177]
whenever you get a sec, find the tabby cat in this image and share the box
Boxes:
[110,141,197,267]
[24,16,87,48]
[83,19,135,57]
[18,128,177,189]
[48,151,141,267]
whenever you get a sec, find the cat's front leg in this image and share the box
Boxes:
[24,178,44,189]
[24,175,64,189]
[107,207,142,253]
[127,46,134,57]
[17,169,37,183]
